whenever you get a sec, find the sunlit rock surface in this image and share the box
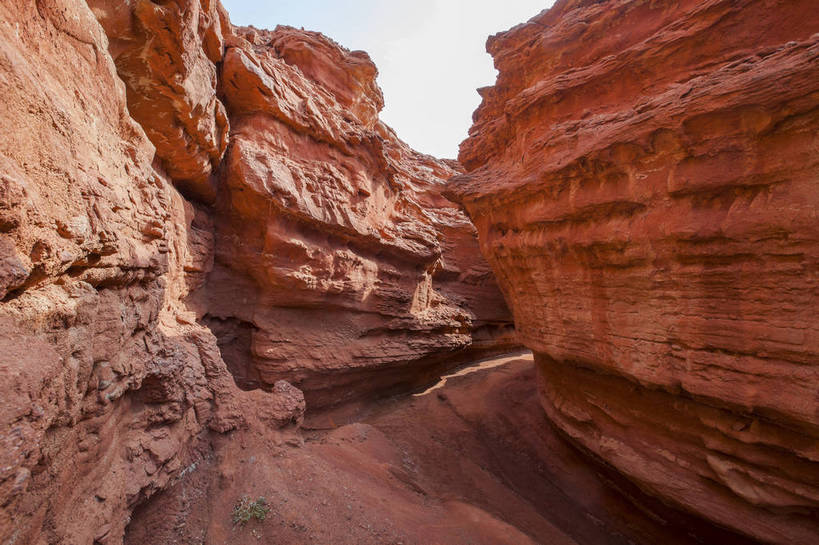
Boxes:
[88,0,231,201]
[194,25,517,407]
[0,2,514,542]
[448,1,819,543]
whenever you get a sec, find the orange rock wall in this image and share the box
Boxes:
[449,1,819,543]
[88,0,231,202]
[0,2,247,542]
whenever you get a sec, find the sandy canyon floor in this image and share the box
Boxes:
[123,353,760,545]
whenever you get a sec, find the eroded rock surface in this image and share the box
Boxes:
[449,1,819,543]
[0,1,514,542]
[88,0,231,202]
[193,25,517,407]
[0,2,251,543]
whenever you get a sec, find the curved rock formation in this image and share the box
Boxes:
[448,1,819,543]
[193,25,517,407]
[88,0,231,202]
[0,1,514,542]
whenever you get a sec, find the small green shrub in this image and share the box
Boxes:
[232,495,270,525]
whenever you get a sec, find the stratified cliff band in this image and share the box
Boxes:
[4,0,818,543]
[448,1,819,543]
[0,1,514,543]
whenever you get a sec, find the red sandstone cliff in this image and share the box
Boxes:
[87,0,517,407]
[0,1,513,543]
[0,2,304,542]
[448,1,819,543]
[197,25,516,407]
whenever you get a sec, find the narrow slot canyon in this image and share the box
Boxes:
[1,1,817,544]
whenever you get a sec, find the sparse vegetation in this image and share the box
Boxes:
[232,496,270,525]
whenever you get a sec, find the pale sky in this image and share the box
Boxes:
[220,1,553,159]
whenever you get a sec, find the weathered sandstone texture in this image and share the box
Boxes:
[449,1,819,543]
[87,0,231,202]
[0,1,512,542]
[193,25,516,407]
[0,2,305,543]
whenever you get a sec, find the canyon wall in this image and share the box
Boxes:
[198,25,516,407]
[448,0,819,543]
[0,2,254,542]
[0,0,513,542]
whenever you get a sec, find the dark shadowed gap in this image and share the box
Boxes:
[202,314,262,391]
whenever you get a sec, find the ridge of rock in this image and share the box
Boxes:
[448,1,819,543]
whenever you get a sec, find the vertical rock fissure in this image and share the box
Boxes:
[201,314,262,391]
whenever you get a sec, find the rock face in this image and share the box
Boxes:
[0,1,512,542]
[449,1,819,543]
[193,25,516,407]
[87,0,231,202]
[0,2,250,542]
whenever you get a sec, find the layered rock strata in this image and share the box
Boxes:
[193,25,516,407]
[0,2,305,543]
[87,1,516,408]
[448,1,819,543]
[0,1,513,542]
